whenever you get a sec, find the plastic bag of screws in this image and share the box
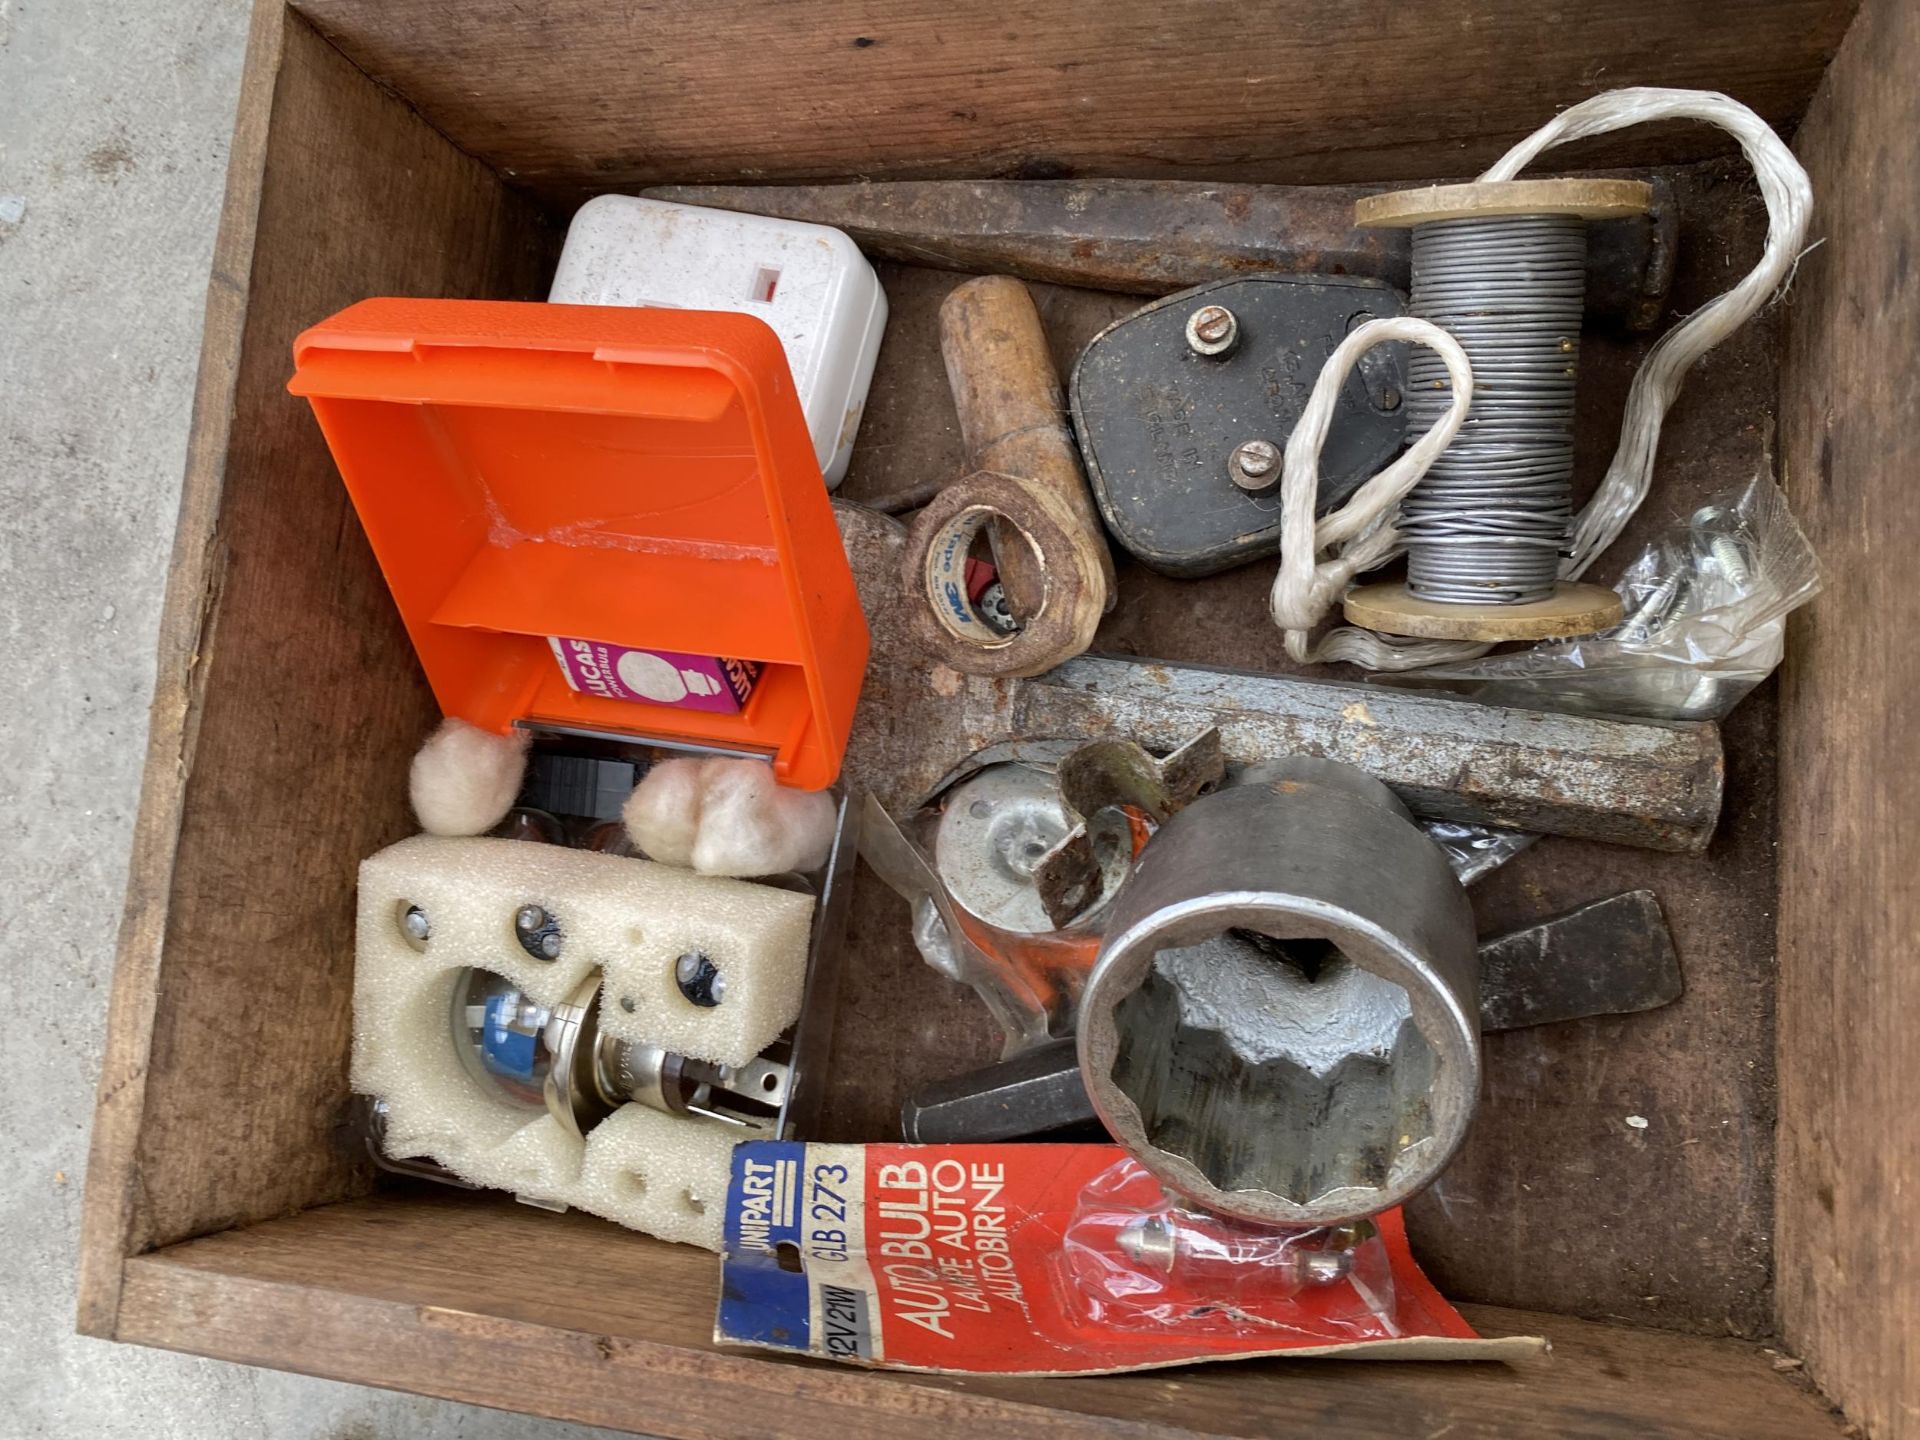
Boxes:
[1378,476,1822,722]
[714,1142,1535,1372]
[1054,1157,1404,1340]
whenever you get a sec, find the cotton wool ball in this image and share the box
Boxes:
[690,758,837,877]
[621,756,707,867]
[408,719,529,836]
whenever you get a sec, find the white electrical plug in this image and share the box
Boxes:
[549,196,888,488]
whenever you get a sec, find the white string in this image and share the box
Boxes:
[1268,318,1475,666]
[1270,86,1814,668]
[1484,88,1814,577]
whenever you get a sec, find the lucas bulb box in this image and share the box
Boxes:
[549,637,761,714]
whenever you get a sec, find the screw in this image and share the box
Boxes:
[1691,505,1753,590]
[1185,304,1240,357]
[1229,438,1281,493]
[400,904,430,945]
[514,904,562,961]
[676,951,724,1007]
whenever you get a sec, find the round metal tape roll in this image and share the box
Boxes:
[903,469,1106,678]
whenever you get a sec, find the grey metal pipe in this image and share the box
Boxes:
[1012,654,1723,852]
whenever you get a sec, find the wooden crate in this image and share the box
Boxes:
[78,1,1917,1434]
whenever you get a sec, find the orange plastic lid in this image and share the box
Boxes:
[289,298,869,791]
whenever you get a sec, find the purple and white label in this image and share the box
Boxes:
[548,637,760,713]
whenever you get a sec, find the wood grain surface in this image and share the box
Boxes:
[114,1190,1844,1440]
[78,1,1865,1426]
[76,8,554,1337]
[1777,0,1920,1432]
[289,0,1855,204]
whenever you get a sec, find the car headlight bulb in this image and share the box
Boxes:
[448,967,790,1139]
[450,968,559,1113]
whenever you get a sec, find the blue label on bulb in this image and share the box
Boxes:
[480,992,539,1081]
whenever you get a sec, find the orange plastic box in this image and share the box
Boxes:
[289,298,869,790]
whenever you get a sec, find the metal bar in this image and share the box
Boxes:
[899,1038,1098,1144]
[775,793,861,1141]
[644,177,1676,330]
[1476,889,1682,1031]
[833,503,1721,851]
[1012,655,1724,853]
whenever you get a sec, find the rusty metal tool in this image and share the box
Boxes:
[1476,889,1682,1031]
[1034,730,1224,926]
[644,177,1677,331]
[901,888,1684,1144]
[1013,655,1723,853]
[835,503,1724,852]
[899,1038,1098,1143]
[903,275,1116,677]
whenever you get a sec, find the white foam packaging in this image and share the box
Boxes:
[354,834,814,1250]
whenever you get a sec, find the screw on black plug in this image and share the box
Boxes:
[1185,304,1240,357]
[1229,438,1281,493]
[675,951,725,1007]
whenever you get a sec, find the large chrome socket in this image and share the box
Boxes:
[1077,757,1480,1226]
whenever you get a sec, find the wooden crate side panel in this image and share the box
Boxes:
[1777,0,1920,1433]
[78,0,291,1340]
[113,1192,1846,1440]
[79,5,555,1337]
[292,0,1856,203]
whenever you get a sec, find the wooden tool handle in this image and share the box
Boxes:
[901,276,1115,678]
[939,276,1116,603]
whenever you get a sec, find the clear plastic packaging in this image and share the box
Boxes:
[718,1140,1519,1370]
[1422,818,1537,884]
[861,786,1115,1054]
[1381,476,1821,721]
[1054,1157,1405,1340]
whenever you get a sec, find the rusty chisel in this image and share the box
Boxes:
[645,176,1676,330]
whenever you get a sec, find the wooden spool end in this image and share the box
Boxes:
[1343,580,1624,642]
[1356,178,1652,228]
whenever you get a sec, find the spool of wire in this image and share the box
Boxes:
[1342,180,1647,643]
[1402,215,1584,604]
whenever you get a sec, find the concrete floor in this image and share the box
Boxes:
[0,3,632,1435]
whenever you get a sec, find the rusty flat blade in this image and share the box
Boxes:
[1476,889,1683,1031]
